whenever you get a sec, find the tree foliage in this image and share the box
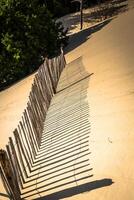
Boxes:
[0,0,67,90]
[44,0,108,17]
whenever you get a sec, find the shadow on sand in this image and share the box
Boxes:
[35,178,114,200]
[65,18,113,54]
[65,0,128,54]
[0,192,10,198]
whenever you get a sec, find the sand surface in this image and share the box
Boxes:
[0,75,35,149]
[0,1,134,199]
[64,7,134,200]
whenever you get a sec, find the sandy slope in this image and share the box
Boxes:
[0,3,134,199]
[0,75,35,198]
[64,8,134,200]
[0,75,35,149]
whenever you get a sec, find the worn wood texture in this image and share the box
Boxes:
[0,51,66,199]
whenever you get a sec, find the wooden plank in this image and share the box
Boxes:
[14,128,31,172]
[42,62,54,97]
[34,76,46,119]
[27,103,39,143]
[18,122,33,167]
[27,103,40,145]
[31,84,44,124]
[29,91,41,125]
[56,56,60,80]
[9,137,25,183]
[29,92,42,139]
[38,65,52,103]
[21,116,35,163]
[28,96,39,133]
[6,145,23,190]
[24,109,39,153]
[0,149,21,199]
[0,167,14,199]
[53,57,58,84]
[27,99,41,133]
[37,68,50,109]
[23,110,37,157]
[13,131,28,178]
[47,58,57,94]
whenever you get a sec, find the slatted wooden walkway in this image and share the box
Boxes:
[21,57,93,199]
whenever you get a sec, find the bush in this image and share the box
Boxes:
[0,0,68,90]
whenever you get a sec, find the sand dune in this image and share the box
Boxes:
[64,8,134,200]
[0,2,134,199]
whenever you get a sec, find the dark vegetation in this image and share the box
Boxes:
[43,0,116,17]
[0,0,67,90]
[0,0,127,90]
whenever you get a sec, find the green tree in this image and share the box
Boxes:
[0,0,67,90]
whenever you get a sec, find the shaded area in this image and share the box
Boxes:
[35,178,114,200]
[65,19,112,54]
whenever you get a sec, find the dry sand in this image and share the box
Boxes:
[0,2,134,199]
[64,7,134,200]
[0,75,35,149]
